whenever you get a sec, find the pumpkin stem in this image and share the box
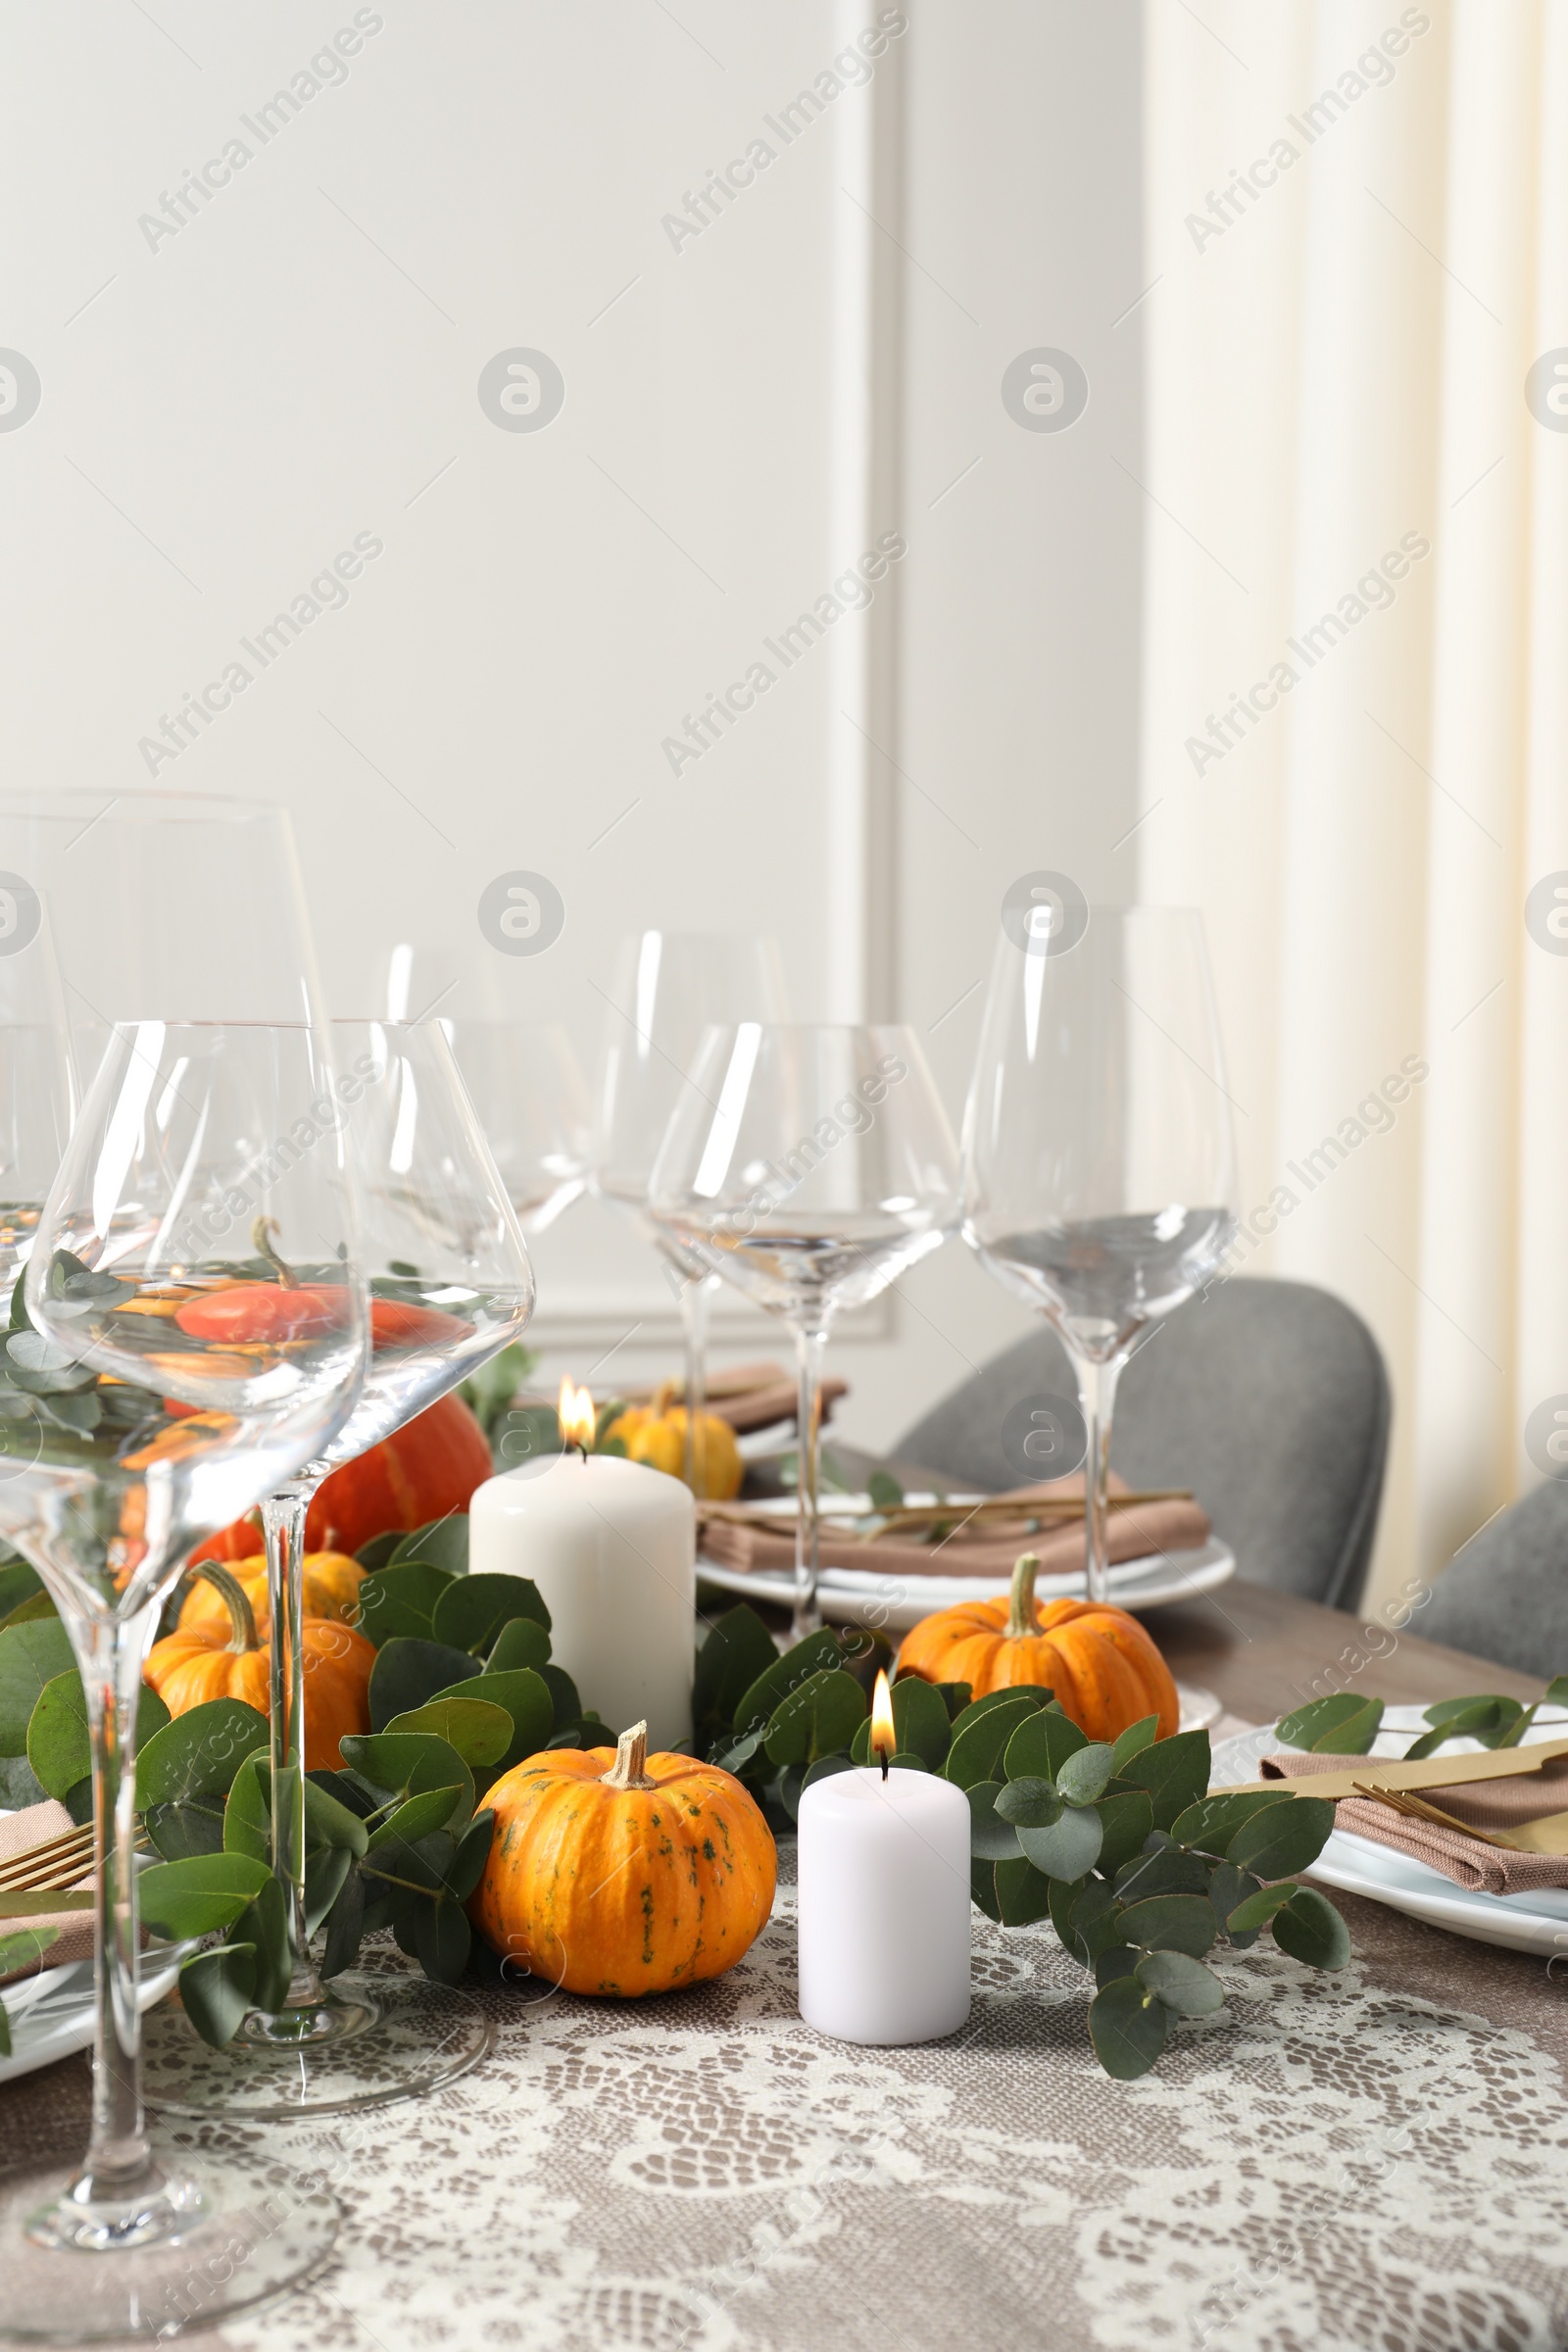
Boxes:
[1006,1551,1043,1640]
[600,1720,658,1791]
[652,1378,677,1417]
[251,1213,297,1290]
[186,1558,261,1653]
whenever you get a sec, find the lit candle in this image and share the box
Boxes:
[468,1379,697,1749]
[797,1671,972,2045]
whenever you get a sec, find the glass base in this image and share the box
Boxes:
[140,1967,495,2118]
[0,2154,338,2341]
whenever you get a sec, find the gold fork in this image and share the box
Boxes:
[0,1819,151,1895]
[1351,1781,1524,1850]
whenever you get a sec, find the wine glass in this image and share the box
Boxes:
[960,903,1240,1604]
[648,1024,958,1634]
[446,1019,590,1234]
[0,790,369,2343]
[140,1018,536,2118]
[593,932,787,1492]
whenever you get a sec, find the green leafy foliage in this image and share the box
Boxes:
[1275,1692,1385,1753]
[459,1342,538,1441]
[967,1709,1350,2082]
[0,1927,62,2057]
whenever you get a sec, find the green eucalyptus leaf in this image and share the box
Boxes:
[1494,1703,1541,1750]
[537,1662,580,1731]
[945,1691,1044,1791]
[304,1841,355,1936]
[1093,1788,1156,1876]
[1275,1692,1386,1752]
[694,1604,783,1734]
[1112,1729,1211,1832]
[177,1942,257,2048]
[0,1616,74,1754]
[993,1854,1054,1926]
[0,1590,57,1634]
[764,1668,866,1767]
[1047,1869,1088,1961]
[1208,1859,1263,1942]
[484,1614,552,1676]
[967,1780,1024,1861]
[1272,1885,1350,1970]
[1068,1876,1123,1963]
[138,1852,270,1939]
[1225,1882,1294,1933]
[1095,1943,1139,1988]
[1017,1802,1103,1881]
[445,1810,496,1905]
[1172,1789,1294,1853]
[994,1775,1063,1830]
[0,1563,43,1623]
[388,1514,472,1580]
[1089,1975,1170,2079]
[1544,1676,1568,1708]
[320,1864,366,1979]
[368,1638,485,1731]
[709,1728,764,1775]
[222,1754,271,1862]
[355,1564,458,1649]
[233,1876,290,2014]
[354,1531,403,1573]
[25,1668,90,1799]
[1001,1704,1088,1786]
[135,1697,268,1809]
[339,1731,474,1819]
[952,1685,1050,1732]
[367,1784,466,1850]
[1056,1742,1115,1805]
[0,1752,47,1808]
[414,1894,471,1985]
[144,1797,226,1860]
[1113,1843,1211,1902]
[781,1754,856,1822]
[1109,1714,1160,1773]
[970,1857,1003,1924]
[384,1695,514,1768]
[432,1573,548,1659]
[887,1677,954,1767]
[1136,1949,1225,2016]
[866,1468,905,1510]
[1225,1795,1336,1880]
[933,1682,972,1720]
[733,1628,845,1737]
[428,1669,554,1776]
[1116,1891,1219,1957]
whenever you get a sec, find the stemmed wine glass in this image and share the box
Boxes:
[648,1024,958,1634]
[446,1019,591,1235]
[0,791,370,2343]
[593,932,787,1493]
[960,903,1240,1604]
[140,1018,536,2118]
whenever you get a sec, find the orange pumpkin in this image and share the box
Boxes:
[174,1549,366,1642]
[191,1389,494,1565]
[469,1724,777,1996]
[144,1560,375,1772]
[898,1551,1179,1742]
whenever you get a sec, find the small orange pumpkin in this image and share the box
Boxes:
[898,1551,1179,1741]
[143,1560,374,1772]
[469,1724,776,1996]
[174,1550,366,1642]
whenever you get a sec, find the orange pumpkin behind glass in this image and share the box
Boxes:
[143,1560,374,1772]
[898,1551,1179,1741]
[469,1725,776,1996]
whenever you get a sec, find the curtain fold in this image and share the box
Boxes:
[1140,0,1566,1609]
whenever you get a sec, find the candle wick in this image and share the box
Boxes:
[879,1750,889,1784]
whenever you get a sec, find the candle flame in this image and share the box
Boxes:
[870,1669,896,1767]
[558,1376,596,1452]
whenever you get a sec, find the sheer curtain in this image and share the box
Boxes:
[1137,0,1568,1609]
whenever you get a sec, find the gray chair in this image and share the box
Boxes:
[892,1275,1390,1610]
[1419,1483,1568,1676]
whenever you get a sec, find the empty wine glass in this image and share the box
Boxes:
[648,1024,958,1634]
[0,790,368,2342]
[593,932,787,1493]
[140,1018,535,2118]
[446,1019,590,1235]
[961,904,1240,1604]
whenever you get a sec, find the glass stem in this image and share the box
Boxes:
[792,1323,827,1641]
[1072,1351,1124,1608]
[74,1605,162,2206]
[263,1483,322,2011]
[679,1272,712,1495]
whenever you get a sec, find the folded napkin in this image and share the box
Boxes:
[700,1473,1211,1582]
[1262,1748,1568,1896]
[0,1798,93,1984]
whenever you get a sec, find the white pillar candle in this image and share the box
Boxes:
[797,1767,972,2045]
[468,1452,696,1750]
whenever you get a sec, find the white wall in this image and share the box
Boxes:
[0,0,1144,1451]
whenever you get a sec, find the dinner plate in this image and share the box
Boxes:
[1211,1708,1568,1958]
[699,1494,1235,1632]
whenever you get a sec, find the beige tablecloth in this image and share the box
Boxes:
[5,1846,1568,2351]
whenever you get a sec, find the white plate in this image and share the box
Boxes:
[0,1944,188,2084]
[1212,1708,1568,1957]
[699,1497,1236,1633]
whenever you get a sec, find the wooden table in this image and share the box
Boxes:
[1145,1576,1542,1718]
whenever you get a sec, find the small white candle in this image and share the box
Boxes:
[798,1757,972,2046]
[468,1446,696,1751]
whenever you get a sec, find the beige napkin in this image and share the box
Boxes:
[0,1799,94,1984]
[1263,1748,1568,1896]
[700,1473,1212,1582]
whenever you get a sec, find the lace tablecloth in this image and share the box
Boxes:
[6,1853,1568,2352]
